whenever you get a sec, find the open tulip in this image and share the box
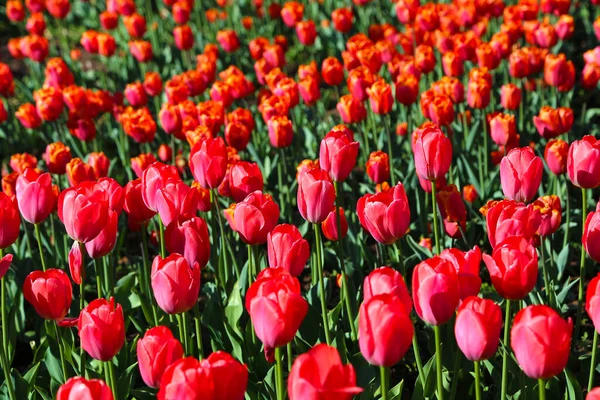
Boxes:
[79,297,125,361]
[356,183,410,244]
[267,224,310,277]
[233,191,279,245]
[228,162,264,203]
[511,305,572,379]
[500,147,543,203]
[483,236,538,300]
[151,254,201,315]
[288,344,362,400]
[23,268,72,321]
[412,256,460,326]
[455,296,502,361]
[483,200,541,248]
[137,326,184,388]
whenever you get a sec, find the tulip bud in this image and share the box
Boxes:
[367,79,394,115]
[455,296,502,361]
[79,297,125,361]
[16,170,55,224]
[483,199,541,248]
[357,182,410,244]
[319,125,359,182]
[322,207,348,241]
[500,147,543,203]
[500,83,521,110]
[412,124,452,181]
[151,254,201,314]
[297,168,336,224]
[233,191,280,245]
[58,182,109,243]
[267,224,310,277]
[189,137,228,190]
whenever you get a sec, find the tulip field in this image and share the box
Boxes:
[3,0,600,399]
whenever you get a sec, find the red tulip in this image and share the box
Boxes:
[56,377,114,400]
[203,351,248,400]
[141,162,180,212]
[79,297,125,361]
[412,124,452,181]
[228,162,264,203]
[44,142,72,175]
[483,199,541,248]
[367,79,394,115]
[23,268,72,321]
[234,191,280,245]
[267,116,294,148]
[511,305,572,379]
[154,179,199,227]
[165,217,210,269]
[88,152,110,180]
[439,246,481,301]
[363,266,412,312]
[366,151,390,184]
[0,254,12,280]
[436,184,467,239]
[137,326,184,388]
[295,20,316,45]
[500,83,521,110]
[281,1,303,27]
[356,183,410,244]
[158,357,215,399]
[0,193,20,250]
[500,147,543,203]
[319,125,359,182]
[336,94,366,124]
[245,267,308,349]
[321,57,344,86]
[359,293,413,367]
[412,256,459,325]
[16,169,55,224]
[489,113,517,147]
[267,224,310,277]
[567,135,600,189]
[483,236,538,300]
[85,209,118,259]
[454,296,502,361]
[132,153,158,179]
[190,137,228,190]
[288,344,362,399]
[322,207,348,241]
[589,388,600,399]
[583,202,600,264]
[297,167,336,224]
[533,106,573,139]
[68,241,84,285]
[151,254,200,315]
[58,182,109,243]
[124,179,156,226]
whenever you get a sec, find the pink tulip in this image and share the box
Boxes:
[500,147,543,203]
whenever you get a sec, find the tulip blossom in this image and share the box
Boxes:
[567,135,600,189]
[533,195,562,237]
[228,162,264,203]
[151,254,201,315]
[165,217,210,269]
[137,326,184,388]
[321,207,348,241]
[297,168,336,224]
[233,191,280,245]
[58,182,109,243]
[454,296,502,361]
[482,200,541,248]
[583,202,600,264]
[79,297,125,361]
[500,147,543,203]
[23,268,72,321]
[412,124,452,181]
[319,125,359,182]
[189,137,228,190]
[56,377,114,400]
[363,267,412,312]
[267,224,310,277]
[356,183,410,244]
[440,246,481,301]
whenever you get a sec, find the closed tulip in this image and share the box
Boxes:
[245,267,308,349]
[483,236,538,300]
[483,199,541,248]
[137,326,184,388]
[440,246,481,301]
[123,179,156,226]
[295,20,316,46]
[267,224,310,277]
[587,273,600,334]
[436,184,467,239]
[44,142,72,175]
[511,305,572,379]
[154,179,199,227]
[489,113,517,147]
[189,137,228,190]
[158,357,215,399]
[533,106,574,139]
[16,169,55,224]
[0,193,20,249]
[500,147,543,203]
[66,158,96,186]
[165,217,210,269]
[288,344,363,400]
[363,266,412,312]
[319,125,359,182]
[413,124,452,181]
[367,79,394,115]
[412,256,460,325]
[321,57,344,86]
[454,296,502,361]
[567,135,600,189]
[233,191,279,245]
[79,297,125,361]
[58,182,109,243]
[23,268,72,321]
[583,202,600,264]
[366,151,390,184]
[131,153,157,179]
[357,182,410,244]
[500,83,521,110]
[141,162,179,212]
[544,139,568,176]
[297,168,336,224]
[359,293,413,367]
[151,254,201,314]
[203,351,248,400]
[56,377,114,400]
[267,115,294,148]
[589,388,600,399]
[228,162,264,203]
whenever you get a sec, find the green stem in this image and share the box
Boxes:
[275,347,284,400]
[563,178,571,249]
[177,314,187,354]
[79,282,87,377]
[540,239,552,307]
[141,228,158,326]
[589,330,598,392]
[431,183,441,255]
[94,258,104,299]
[538,379,546,400]
[287,342,293,371]
[385,115,396,184]
[54,322,68,382]
[158,218,166,259]
[501,300,511,400]
[474,361,481,400]
[434,325,444,400]
[107,360,118,399]
[380,366,389,400]
[0,249,15,400]
[576,188,588,342]
[313,224,331,345]
[193,305,204,359]
[34,223,47,271]
[103,256,114,298]
[212,190,228,288]
[181,311,190,355]
[412,335,426,388]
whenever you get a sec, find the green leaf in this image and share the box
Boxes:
[44,339,64,384]
[556,246,570,280]
[389,379,404,400]
[564,369,583,400]
[117,362,138,400]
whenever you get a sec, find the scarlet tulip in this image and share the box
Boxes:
[153,179,199,227]
[225,122,251,151]
[454,296,502,361]
[216,29,240,52]
[366,151,390,184]
[79,297,125,361]
[58,182,109,243]
[137,326,184,388]
[281,1,303,27]
[15,103,42,129]
[500,147,543,203]
[85,209,118,259]
[56,377,114,400]
[511,305,572,379]
[203,351,248,400]
[500,84,521,110]
[268,116,294,148]
[267,224,310,277]
[356,183,410,244]
[367,79,394,115]
[23,268,72,321]
[567,135,600,189]
[436,184,467,239]
[489,113,517,147]
[363,266,412,311]
[189,137,228,190]
[151,254,201,314]
[16,169,55,224]
[319,125,359,182]
[0,254,12,280]
[483,236,538,300]
[288,344,362,400]
[245,267,308,349]
[412,256,460,325]
[321,57,344,86]
[337,94,366,124]
[359,293,413,367]
[297,168,336,224]
[332,7,353,33]
[439,246,481,301]
[295,20,316,45]
[0,193,20,249]
[124,179,156,225]
[533,106,574,139]
[412,124,452,181]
